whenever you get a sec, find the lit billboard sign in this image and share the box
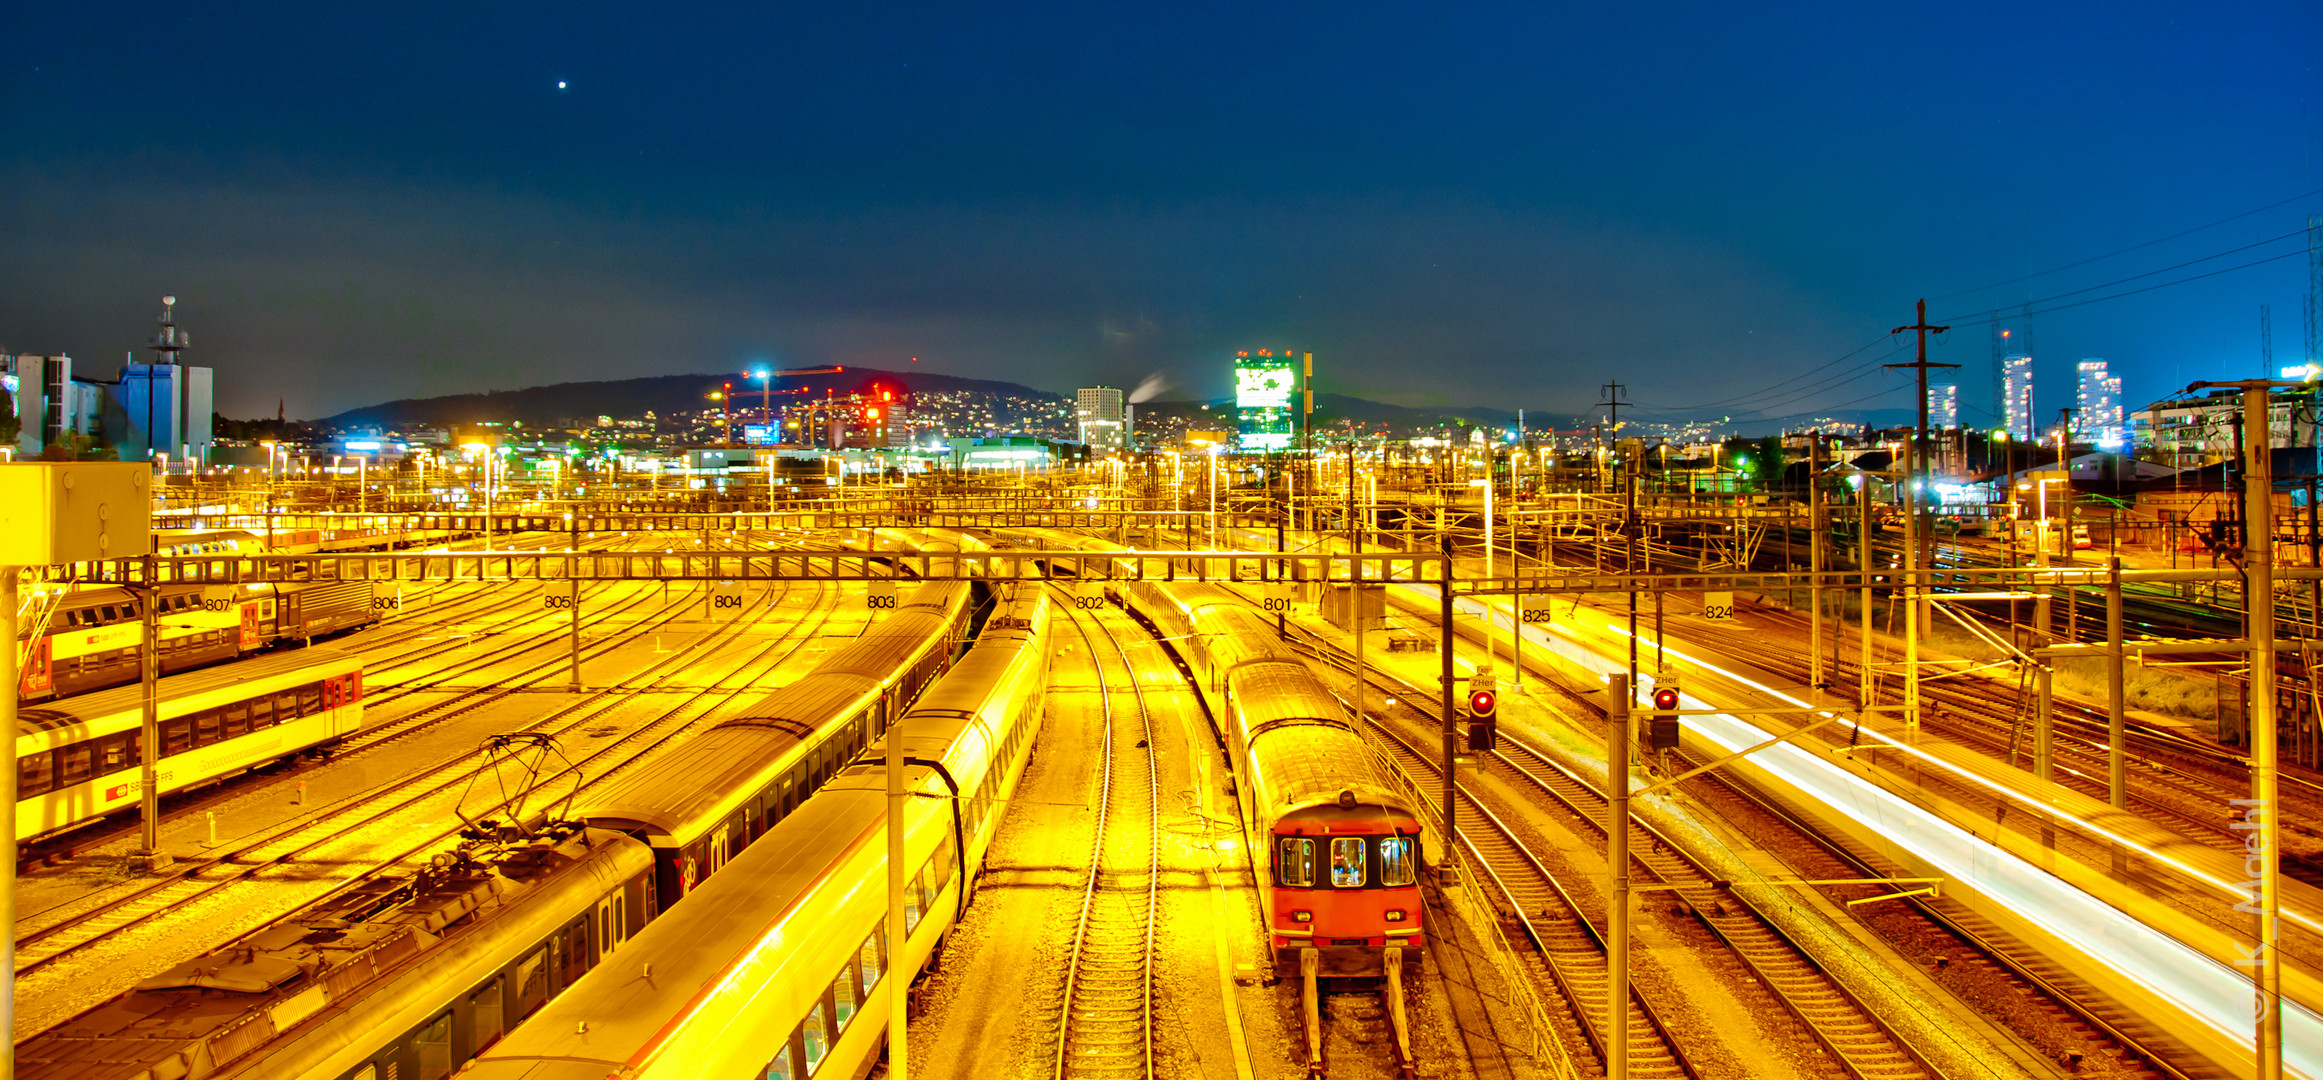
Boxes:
[1235,363,1293,410]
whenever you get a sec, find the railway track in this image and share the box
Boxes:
[1483,734,1933,1080]
[10,575,849,1034]
[1050,594,1159,1080]
[1357,708,1697,1080]
[1668,745,2199,1079]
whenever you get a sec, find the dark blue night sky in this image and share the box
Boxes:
[1,2,2316,422]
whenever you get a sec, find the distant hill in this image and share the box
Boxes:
[319,367,1053,429]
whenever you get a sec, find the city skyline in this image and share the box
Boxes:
[1,4,2316,420]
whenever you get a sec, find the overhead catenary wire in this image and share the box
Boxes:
[1931,183,2323,301]
[1936,227,2313,325]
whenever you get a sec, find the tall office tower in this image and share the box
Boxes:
[2076,358,2124,449]
[2001,354,2034,440]
[1233,350,1296,451]
[1076,386,1127,451]
[1928,383,1958,430]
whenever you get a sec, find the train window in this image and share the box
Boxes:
[413,1012,453,1080]
[798,1002,829,1075]
[858,931,881,998]
[161,718,194,756]
[194,710,222,747]
[99,734,135,774]
[470,976,506,1052]
[1329,838,1367,888]
[349,1066,376,1080]
[249,696,275,728]
[223,705,249,738]
[298,683,323,716]
[57,745,93,786]
[1276,838,1315,887]
[1379,837,1417,887]
[514,950,548,1017]
[18,751,53,798]
[904,870,924,934]
[764,1044,798,1080]
[831,965,856,1028]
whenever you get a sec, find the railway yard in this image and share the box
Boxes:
[6,478,2321,1080]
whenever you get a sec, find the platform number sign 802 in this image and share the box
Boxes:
[1072,582,1110,611]
[1702,591,1735,623]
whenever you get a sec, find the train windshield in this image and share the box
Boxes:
[1379,836,1416,886]
[1329,838,1366,887]
[1277,838,1315,887]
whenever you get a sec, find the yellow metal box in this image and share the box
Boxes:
[0,463,154,565]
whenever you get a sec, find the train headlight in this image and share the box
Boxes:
[1290,910,1313,923]
[1384,909,1407,922]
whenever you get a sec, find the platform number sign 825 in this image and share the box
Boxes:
[1702,591,1735,623]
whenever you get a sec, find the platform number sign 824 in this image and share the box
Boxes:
[1702,591,1735,623]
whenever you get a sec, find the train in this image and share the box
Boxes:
[15,567,982,1080]
[16,578,381,705]
[463,583,1052,1080]
[13,648,366,842]
[1121,578,1425,980]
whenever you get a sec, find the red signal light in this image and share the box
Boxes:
[1467,689,1496,718]
[1652,687,1680,712]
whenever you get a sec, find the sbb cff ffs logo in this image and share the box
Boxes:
[1465,674,1497,752]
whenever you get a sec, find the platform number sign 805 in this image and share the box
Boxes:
[543,594,576,610]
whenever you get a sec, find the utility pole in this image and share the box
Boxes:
[1598,384,1627,496]
[2186,379,2292,1080]
[1605,674,1632,1080]
[1808,433,1825,689]
[1887,300,1954,742]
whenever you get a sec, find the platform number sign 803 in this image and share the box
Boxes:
[866,580,899,611]
[1702,591,1735,623]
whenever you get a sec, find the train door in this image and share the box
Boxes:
[238,602,263,651]
[596,895,625,957]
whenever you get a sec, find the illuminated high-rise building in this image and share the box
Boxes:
[1076,386,1127,451]
[1233,350,1296,452]
[1928,383,1958,430]
[2000,354,2034,440]
[2076,358,2124,449]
